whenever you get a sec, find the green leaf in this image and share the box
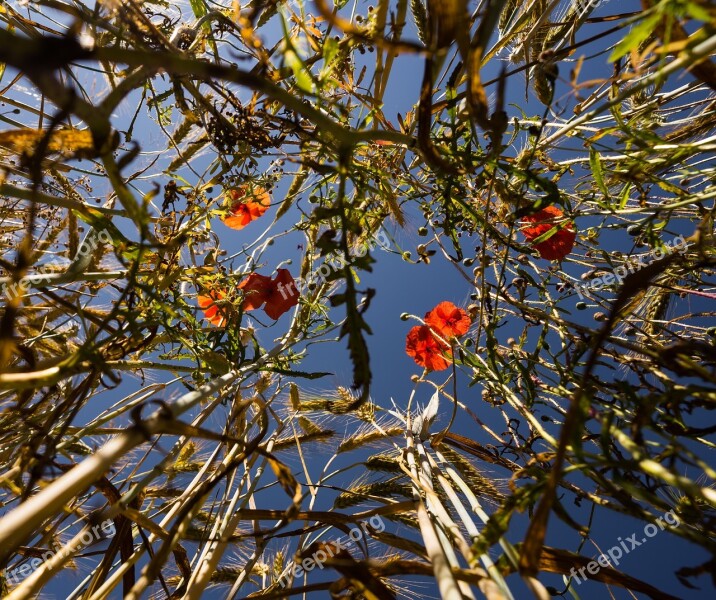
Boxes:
[189,0,207,19]
[655,176,684,195]
[74,209,129,246]
[618,181,631,209]
[320,37,339,82]
[685,2,711,22]
[589,148,609,199]
[285,49,315,94]
[279,12,316,94]
[608,13,662,62]
[199,350,231,375]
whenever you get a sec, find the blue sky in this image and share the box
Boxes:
[1,0,714,598]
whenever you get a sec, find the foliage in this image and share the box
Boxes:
[0,0,715,598]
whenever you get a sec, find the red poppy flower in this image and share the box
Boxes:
[264,268,300,319]
[425,301,471,339]
[238,272,273,311]
[520,205,576,260]
[406,325,452,371]
[198,290,228,326]
[238,269,299,319]
[222,187,271,230]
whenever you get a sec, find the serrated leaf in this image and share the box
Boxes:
[267,367,332,379]
[256,0,280,27]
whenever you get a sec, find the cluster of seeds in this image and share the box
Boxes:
[206,106,275,154]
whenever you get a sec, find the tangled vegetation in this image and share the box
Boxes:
[0,0,715,598]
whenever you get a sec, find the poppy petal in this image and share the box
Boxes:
[203,304,219,319]
[406,325,451,371]
[425,301,471,339]
[238,273,272,311]
[197,295,215,309]
[263,269,299,319]
[223,211,252,230]
[198,291,228,327]
[520,205,576,261]
[222,187,271,230]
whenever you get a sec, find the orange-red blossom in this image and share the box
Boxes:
[406,301,471,371]
[519,205,576,261]
[238,269,299,320]
[222,187,271,230]
[198,270,300,325]
[197,290,228,326]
